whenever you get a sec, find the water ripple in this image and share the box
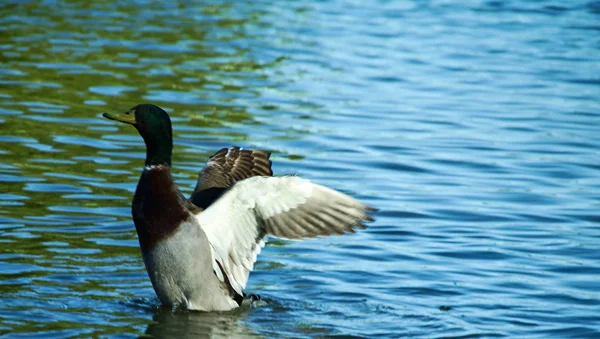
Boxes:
[0,0,599,338]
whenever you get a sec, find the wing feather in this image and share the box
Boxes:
[191,147,273,209]
[196,176,376,296]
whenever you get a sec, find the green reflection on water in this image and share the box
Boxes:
[0,1,294,336]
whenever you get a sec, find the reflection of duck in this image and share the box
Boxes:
[103,104,376,311]
[144,307,259,339]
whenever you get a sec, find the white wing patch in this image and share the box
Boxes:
[195,176,375,296]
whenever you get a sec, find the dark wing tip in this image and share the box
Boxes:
[362,215,375,223]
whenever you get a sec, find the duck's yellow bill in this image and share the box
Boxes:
[102,111,136,125]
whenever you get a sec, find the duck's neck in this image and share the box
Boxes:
[141,130,172,167]
[132,166,191,251]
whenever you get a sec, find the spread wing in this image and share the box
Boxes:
[194,176,376,296]
[190,146,272,209]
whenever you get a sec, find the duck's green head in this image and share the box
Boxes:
[103,104,173,167]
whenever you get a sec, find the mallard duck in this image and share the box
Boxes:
[103,104,376,311]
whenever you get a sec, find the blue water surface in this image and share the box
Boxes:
[0,0,599,338]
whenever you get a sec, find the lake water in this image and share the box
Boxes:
[1,0,599,338]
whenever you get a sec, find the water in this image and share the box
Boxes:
[1,0,599,337]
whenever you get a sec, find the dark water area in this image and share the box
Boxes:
[1,0,599,338]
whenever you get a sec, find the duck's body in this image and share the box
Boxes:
[143,203,237,311]
[103,104,376,311]
[144,214,230,310]
[133,165,238,311]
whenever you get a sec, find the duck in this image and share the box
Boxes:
[102,103,376,311]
